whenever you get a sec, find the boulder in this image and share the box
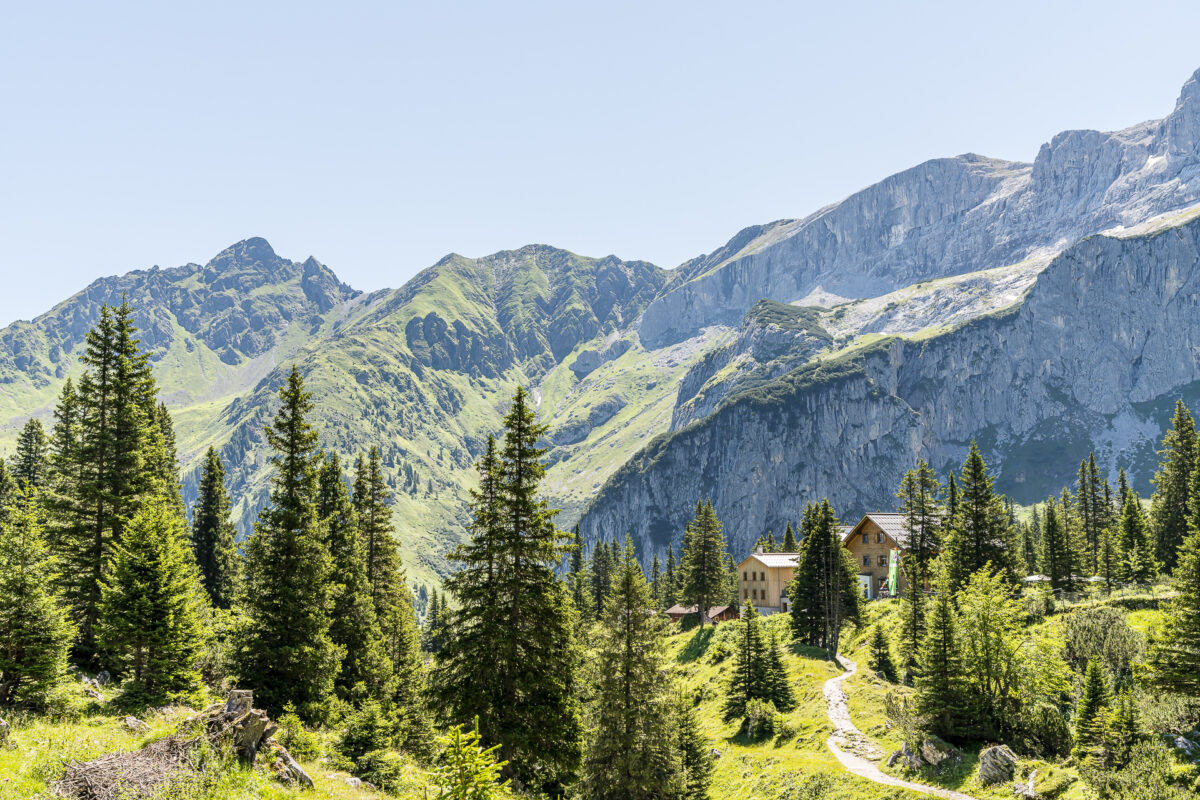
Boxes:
[95,670,111,687]
[1172,735,1199,758]
[918,735,959,766]
[344,776,362,788]
[122,716,151,733]
[885,749,902,768]
[899,740,925,770]
[0,717,9,745]
[977,744,1017,786]
[1012,770,1037,799]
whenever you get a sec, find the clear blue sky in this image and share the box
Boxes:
[3,1,1199,326]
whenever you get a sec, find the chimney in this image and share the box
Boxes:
[756,544,764,554]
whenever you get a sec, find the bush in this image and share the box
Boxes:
[277,703,321,761]
[1082,740,1190,800]
[355,749,407,793]
[1010,703,1073,758]
[1023,590,1052,622]
[1062,607,1143,685]
[741,698,779,740]
[337,700,397,768]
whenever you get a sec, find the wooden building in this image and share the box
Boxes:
[735,549,800,615]
[664,603,737,625]
[840,513,908,600]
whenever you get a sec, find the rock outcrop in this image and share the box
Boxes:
[977,744,1018,785]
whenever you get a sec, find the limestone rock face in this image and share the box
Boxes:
[977,744,1018,785]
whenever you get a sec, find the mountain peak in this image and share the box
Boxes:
[207,237,280,271]
[1167,66,1200,157]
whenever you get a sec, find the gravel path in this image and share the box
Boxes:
[823,655,978,800]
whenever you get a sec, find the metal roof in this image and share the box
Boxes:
[843,512,909,547]
[741,552,801,568]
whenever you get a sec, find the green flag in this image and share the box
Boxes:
[888,548,900,596]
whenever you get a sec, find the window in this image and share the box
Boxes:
[744,589,748,599]
[877,532,884,544]
[863,555,870,566]
[752,588,758,600]
[879,555,888,567]
[743,571,747,581]
[862,533,869,545]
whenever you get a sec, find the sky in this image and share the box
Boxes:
[2,1,1200,327]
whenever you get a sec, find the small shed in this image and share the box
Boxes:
[666,604,698,623]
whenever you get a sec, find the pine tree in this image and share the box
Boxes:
[1117,467,1132,512]
[1097,525,1118,594]
[98,496,207,704]
[788,501,860,652]
[664,545,677,607]
[569,525,593,619]
[1041,500,1076,593]
[679,500,728,626]
[914,567,963,738]
[1119,493,1157,584]
[1105,690,1140,769]
[1149,485,1200,695]
[189,447,239,609]
[13,418,48,490]
[723,601,767,720]
[649,553,661,609]
[762,631,794,712]
[1078,454,1105,574]
[869,624,897,682]
[675,696,712,800]
[318,452,393,705]
[945,442,1018,589]
[0,461,14,528]
[1150,400,1196,573]
[432,387,581,793]
[581,536,683,800]
[764,531,777,553]
[0,486,76,709]
[237,367,342,719]
[1028,505,1043,573]
[781,522,797,553]
[895,460,941,675]
[1073,658,1112,762]
[592,538,615,614]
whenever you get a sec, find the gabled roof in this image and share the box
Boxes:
[707,605,733,618]
[738,552,800,569]
[842,512,909,547]
[666,604,697,615]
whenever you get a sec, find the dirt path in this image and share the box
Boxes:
[823,655,978,800]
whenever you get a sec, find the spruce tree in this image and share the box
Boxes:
[1078,454,1105,574]
[764,530,777,553]
[675,696,712,800]
[945,442,1018,589]
[788,501,860,652]
[189,447,239,609]
[0,461,14,527]
[352,445,426,747]
[1105,690,1140,769]
[0,487,75,709]
[895,460,942,675]
[781,522,797,553]
[664,545,677,607]
[1028,505,1043,573]
[869,624,897,682]
[1041,500,1076,593]
[1073,658,1112,762]
[591,538,615,614]
[762,631,794,712]
[679,500,728,626]
[723,601,767,720]
[432,387,581,793]
[955,565,1023,738]
[1119,494,1157,584]
[581,536,683,800]
[914,567,963,738]
[569,524,593,620]
[1117,467,1132,512]
[1150,400,1196,573]
[98,496,207,704]
[1149,493,1200,695]
[237,367,342,719]
[13,418,48,490]
[318,452,393,705]
[649,553,661,609]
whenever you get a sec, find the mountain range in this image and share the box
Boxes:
[5,68,1200,582]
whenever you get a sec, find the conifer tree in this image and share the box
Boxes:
[1149,494,1200,695]
[351,446,427,750]
[319,452,393,704]
[1028,505,1043,573]
[723,601,767,720]
[98,496,207,704]
[675,696,712,800]
[781,522,797,553]
[237,367,342,719]
[1041,500,1077,593]
[649,553,661,608]
[914,567,963,737]
[1119,493,1157,584]
[433,387,581,793]
[945,442,1018,589]
[955,565,1023,738]
[189,447,239,609]
[869,624,897,682]
[592,537,615,614]
[1078,454,1105,574]
[788,501,860,652]
[581,536,682,800]
[1073,658,1112,763]
[0,487,75,709]
[764,530,777,553]
[762,631,795,712]
[13,418,48,490]
[679,500,728,626]
[1097,525,1118,594]
[895,460,942,674]
[664,545,677,607]
[1150,400,1196,573]
[1117,467,1132,512]
[569,525,593,619]
[0,461,14,527]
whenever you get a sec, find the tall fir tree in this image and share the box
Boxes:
[788,501,860,653]
[1149,400,1196,573]
[1073,658,1112,763]
[1116,467,1132,512]
[722,601,768,720]
[569,524,593,620]
[1028,505,1043,573]
[581,536,683,800]
[649,553,662,609]
[1118,493,1157,584]
[675,695,712,800]
[98,496,207,704]
[432,387,581,793]
[895,460,942,676]
[0,486,76,709]
[1078,454,1105,574]
[679,500,728,626]
[237,367,342,719]
[591,538,616,614]
[1041,500,1077,593]
[781,522,797,553]
[914,566,964,738]
[869,624,898,683]
[663,545,677,608]
[189,447,239,609]
[13,418,48,490]
[318,452,393,705]
[761,630,795,712]
[352,446,427,751]
[1149,469,1200,695]
[945,442,1018,589]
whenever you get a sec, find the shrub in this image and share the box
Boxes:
[432,716,507,799]
[276,703,321,761]
[1062,607,1143,686]
[741,698,778,740]
[337,700,396,768]
[356,749,407,793]
[1011,702,1072,758]
[1082,740,1189,800]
